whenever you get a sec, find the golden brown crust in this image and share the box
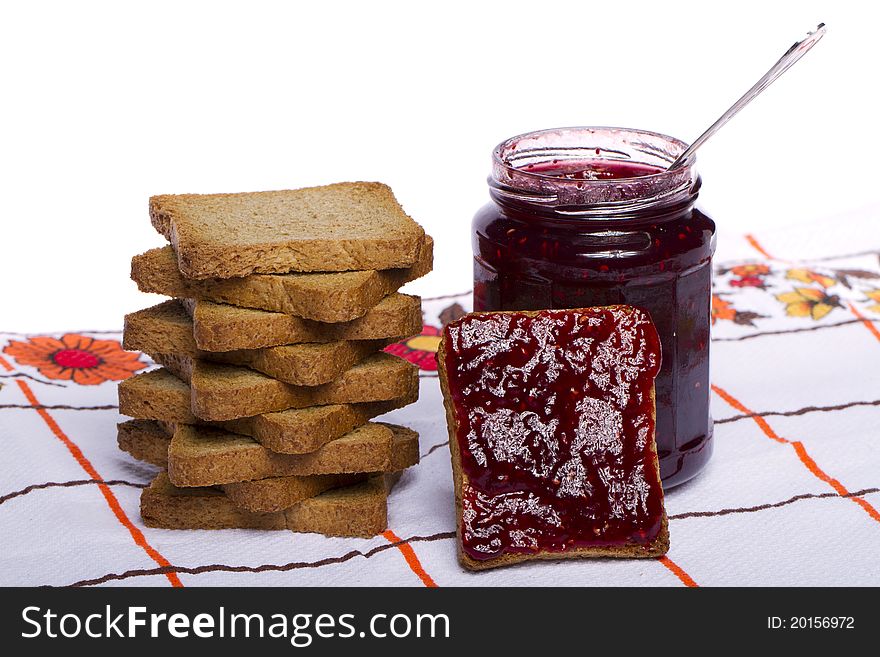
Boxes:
[219,390,418,454]
[221,473,368,514]
[141,472,391,537]
[132,238,433,323]
[147,352,417,422]
[118,420,419,489]
[149,183,426,280]
[283,477,389,538]
[187,294,423,352]
[438,308,669,571]
[116,419,170,467]
[120,368,417,454]
[118,368,198,423]
[125,301,404,386]
[167,423,393,487]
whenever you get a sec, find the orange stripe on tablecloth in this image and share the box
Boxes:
[659,556,699,587]
[712,384,880,525]
[789,441,880,523]
[848,302,880,343]
[13,378,183,587]
[382,529,438,587]
[0,354,13,372]
[744,234,775,260]
[710,385,787,444]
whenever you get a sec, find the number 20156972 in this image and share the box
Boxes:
[767,617,854,630]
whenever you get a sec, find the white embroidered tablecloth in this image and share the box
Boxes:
[2,209,879,587]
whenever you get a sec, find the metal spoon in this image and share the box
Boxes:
[668,23,827,171]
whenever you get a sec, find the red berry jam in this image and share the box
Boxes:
[521,159,665,180]
[441,307,666,562]
[474,127,716,487]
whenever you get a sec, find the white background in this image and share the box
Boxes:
[1,1,876,331]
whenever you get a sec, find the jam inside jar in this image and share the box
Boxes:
[472,127,716,487]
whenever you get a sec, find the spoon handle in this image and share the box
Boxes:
[668,23,827,171]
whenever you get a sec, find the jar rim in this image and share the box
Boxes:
[492,125,694,181]
[489,126,698,214]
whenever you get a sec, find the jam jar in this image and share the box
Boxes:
[472,127,716,487]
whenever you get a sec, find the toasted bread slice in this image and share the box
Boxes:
[131,237,432,323]
[119,421,371,513]
[118,419,420,488]
[147,352,416,421]
[284,475,389,539]
[120,366,418,453]
[141,472,390,537]
[149,182,426,279]
[127,296,421,352]
[221,473,368,514]
[118,355,416,424]
[438,307,669,570]
[181,294,422,352]
[125,304,396,386]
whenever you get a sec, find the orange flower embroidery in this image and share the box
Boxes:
[711,294,765,326]
[786,268,836,289]
[384,325,441,371]
[865,289,880,314]
[3,334,147,385]
[730,264,770,277]
[711,295,736,324]
[723,263,771,289]
[776,288,841,321]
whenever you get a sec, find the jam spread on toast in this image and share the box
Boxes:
[442,308,665,561]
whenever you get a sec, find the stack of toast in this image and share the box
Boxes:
[118,182,431,538]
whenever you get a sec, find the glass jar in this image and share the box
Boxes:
[472,126,716,488]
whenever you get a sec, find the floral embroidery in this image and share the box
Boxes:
[384,325,441,371]
[723,264,771,289]
[730,264,770,276]
[3,334,146,385]
[776,287,842,321]
[711,295,735,324]
[864,289,880,314]
[785,268,836,289]
[712,260,880,326]
[711,294,764,326]
[832,268,880,289]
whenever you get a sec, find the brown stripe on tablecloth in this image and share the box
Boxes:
[0,479,148,506]
[715,398,880,425]
[740,234,880,263]
[423,291,472,302]
[421,439,449,459]
[712,384,880,525]
[790,248,880,263]
[0,354,183,588]
[0,372,66,387]
[712,318,880,342]
[715,249,880,267]
[670,487,880,521]
[66,532,458,587]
